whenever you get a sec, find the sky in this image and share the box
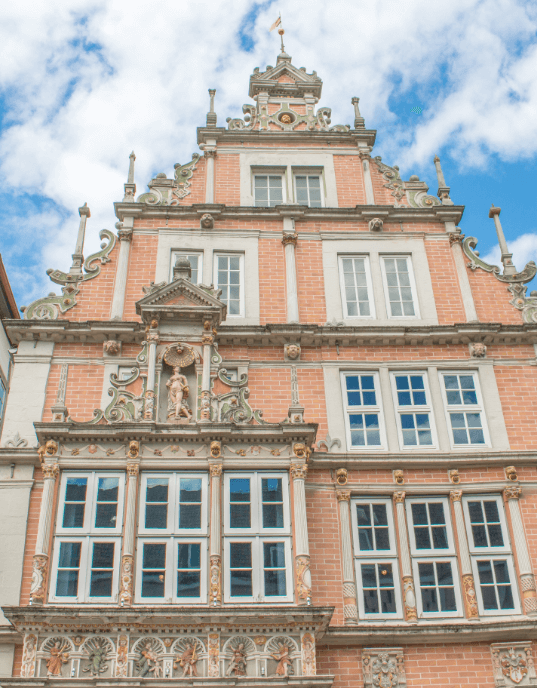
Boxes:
[1,0,537,309]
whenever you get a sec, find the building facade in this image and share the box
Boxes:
[1,44,537,687]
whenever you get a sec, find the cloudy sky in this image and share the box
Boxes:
[1,0,537,308]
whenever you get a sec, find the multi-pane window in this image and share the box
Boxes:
[136,473,208,603]
[390,373,436,449]
[338,256,374,318]
[462,496,519,615]
[294,174,322,207]
[50,472,124,602]
[351,498,402,619]
[440,373,487,447]
[381,256,418,318]
[406,497,461,617]
[0,377,6,421]
[254,175,284,207]
[214,253,243,317]
[341,373,385,450]
[170,252,203,284]
[224,473,292,602]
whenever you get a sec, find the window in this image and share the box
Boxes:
[0,378,6,421]
[380,256,419,318]
[224,473,292,602]
[440,372,488,447]
[50,472,124,603]
[406,497,461,617]
[462,496,519,615]
[254,175,284,207]
[170,252,203,284]
[338,256,375,318]
[351,498,402,619]
[390,372,437,449]
[294,174,322,207]
[136,473,208,603]
[214,253,244,317]
[341,373,386,450]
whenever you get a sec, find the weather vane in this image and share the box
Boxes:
[270,13,286,53]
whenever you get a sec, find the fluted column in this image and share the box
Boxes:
[144,329,159,420]
[359,150,375,204]
[204,150,216,204]
[110,225,133,319]
[393,492,417,622]
[200,329,213,422]
[209,463,223,606]
[504,486,537,615]
[291,452,311,604]
[282,229,299,323]
[119,462,139,605]
[450,490,479,619]
[30,459,59,604]
[337,490,358,625]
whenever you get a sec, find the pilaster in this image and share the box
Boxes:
[209,463,223,606]
[29,459,59,604]
[504,486,537,615]
[290,454,311,605]
[450,490,479,619]
[119,462,139,605]
[337,490,358,625]
[110,219,133,320]
[282,219,299,323]
[392,492,417,622]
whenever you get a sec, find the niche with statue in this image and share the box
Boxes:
[157,343,201,424]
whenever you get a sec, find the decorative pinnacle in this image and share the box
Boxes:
[351,97,365,129]
[123,152,136,201]
[433,155,453,206]
[127,152,136,184]
[489,204,516,275]
[70,203,91,275]
[206,89,217,127]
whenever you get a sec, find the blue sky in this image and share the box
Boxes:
[1,0,537,308]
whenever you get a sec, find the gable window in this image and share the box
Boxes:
[440,372,488,447]
[50,472,124,603]
[380,256,419,318]
[214,253,244,317]
[462,495,519,615]
[254,175,284,207]
[406,497,462,618]
[341,372,386,450]
[351,498,402,619]
[170,251,203,284]
[136,473,208,603]
[338,256,375,318]
[294,174,322,207]
[223,472,292,602]
[390,372,437,449]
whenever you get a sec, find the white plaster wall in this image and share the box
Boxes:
[0,324,11,383]
[0,341,54,447]
[0,644,14,677]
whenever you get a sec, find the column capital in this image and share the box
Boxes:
[450,489,463,502]
[290,462,308,480]
[393,491,406,503]
[146,330,160,344]
[126,462,139,477]
[210,463,223,477]
[202,333,214,345]
[118,227,133,242]
[449,232,465,246]
[337,490,351,502]
[42,463,59,480]
[504,486,522,501]
[204,149,217,158]
[282,233,298,247]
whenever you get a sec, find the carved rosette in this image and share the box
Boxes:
[119,554,134,605]
[29,555,48,604]
[301,633,316,676]
[295,555,312,603]
[461,573,479,619]
[21,634,38,677]
[402,576,417,622]
[207,633,220,678]
[210,554,222,605]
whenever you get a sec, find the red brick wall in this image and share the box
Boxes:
[494,365,537,450]
[123,233,158,320]
[468,267,523,323]
[424,238,466,323]
[296,239,326,323]
[259,236,287,324]
[333,155,366,206]
[215,154,241,205]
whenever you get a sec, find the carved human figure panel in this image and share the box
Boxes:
[45,640,70,677]
[166,366,192,421]
[174,642,199,677]
[135,639,163,678]
[82,638,111,676]
[226,642,248,676]
[270,642,294,677]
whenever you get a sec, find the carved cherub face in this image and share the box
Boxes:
[280,114,292,124]
[286,344,300,360]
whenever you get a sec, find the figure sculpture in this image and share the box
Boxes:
[83,639,109,676]
[136,641,162,678]
[167,366,192,421]
[174,642,198,677]
[226,643,247,676]
[271,643,294,677]
[46,641,69,677]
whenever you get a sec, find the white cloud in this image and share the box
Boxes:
[1,0,537,303]
[482,232,537,272]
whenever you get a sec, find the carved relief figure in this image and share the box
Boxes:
[21,634,37,677]
[301,633,316,676]
[167,366,192,421]
[226,643,247,676]
[174,642,198,677]
[83,638,109,676]
[116,636,128,678]
[271,643,294,677]
[46,641,70,677]
[501,647,528,684]
[136,641,162,678]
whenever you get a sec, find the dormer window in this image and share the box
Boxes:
[254,175,284,207]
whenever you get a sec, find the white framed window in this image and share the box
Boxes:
[462,495,519,615]
[50,536,121,603]
[380,255,419,319]
[341,372,386,450]
[56,472,125,535]
[439,372,489,447]
[223,472,292,602]
[170,251,203,284]
[338,255,375,319]
[254,175,284,207]
[351,498,402,619]
[294,174,323,207]
[214,253,244,317]
[412,557,462,617]
[136,472,208,604]
[406,498,455,555]
[390,372,437,450]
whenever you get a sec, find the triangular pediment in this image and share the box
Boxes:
[249,55,323,99]
[135,278,227,324]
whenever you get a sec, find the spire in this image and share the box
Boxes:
[351,97,365,129]
[123,151,136,202]
[273,14,291,63]
[69,203,90,275]
[206,89,217,127]
[489,205,516,275]
[433,155,453,206]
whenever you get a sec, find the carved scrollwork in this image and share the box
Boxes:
[373,157,405,206]
[137,155,201,205]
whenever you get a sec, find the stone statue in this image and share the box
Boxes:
[46,641,70,677]
[136,641,162,678]
[174,642,198,677]
[166,367,192,421]
[83,639,109,676]
[226,643,247,676]
[271,643,294,677]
